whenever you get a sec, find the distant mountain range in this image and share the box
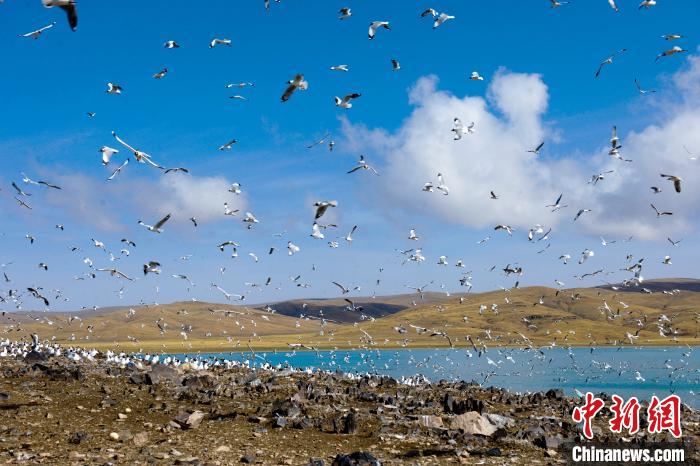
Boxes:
[4,279,698,351]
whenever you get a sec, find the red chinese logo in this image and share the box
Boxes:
[648,394,682,438]
[572,393,682,439]
[609,395,640,435]
[572,392,605,439]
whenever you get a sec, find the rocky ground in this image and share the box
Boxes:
[0,354,697,465]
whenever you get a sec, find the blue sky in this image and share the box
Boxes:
[1,1,700,311]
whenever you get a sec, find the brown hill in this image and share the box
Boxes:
[3,283,698,352]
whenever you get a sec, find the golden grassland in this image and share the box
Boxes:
[4,285,699,353]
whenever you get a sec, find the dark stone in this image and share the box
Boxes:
[443,394,483,414]
[146,365,180,385]
[485,447,501,457]
[270,399,301,419]
[241,453,256,463]
[0,392,9,401]
[292,417,314,430]
[343,411,358,434]
[182,373,218,390]
[545,389,564,400]
[128,373,145,385]
[272,416,287,428]
[31,363,82,381]
[68,431,89,444]
[332,451,381,466]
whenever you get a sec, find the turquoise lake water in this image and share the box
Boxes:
[170,346,699,408]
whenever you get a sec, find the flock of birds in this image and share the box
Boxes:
[1,0,698,396]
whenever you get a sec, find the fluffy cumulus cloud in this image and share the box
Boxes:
[343,54,700,241]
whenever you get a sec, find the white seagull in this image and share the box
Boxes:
[138,214,171,233]
[334,93,361,109]
[368,21,390,40]
[209,38,231,48]
[19,22,56,39]
[42,0,77,31]
[452,118,474,140]
[281,73,308,102]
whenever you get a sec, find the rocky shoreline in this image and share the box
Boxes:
[0,351,697,465]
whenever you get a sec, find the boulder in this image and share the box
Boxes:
[449,412,497,436]
[173,410,205,429]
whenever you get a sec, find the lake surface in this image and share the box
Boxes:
[170,346,699,408]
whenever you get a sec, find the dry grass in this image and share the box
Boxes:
[5,285,698,352]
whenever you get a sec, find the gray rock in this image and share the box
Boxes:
[449,412,497,436]
[173,410,205,429]
[146,365,180,385]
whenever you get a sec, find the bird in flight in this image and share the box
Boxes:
[660,174,682,193]
[19,22,56,39]
[452,118,474,140]
[138,214,172,233]
[347,155,379,175]
[368,21,390,40]
[420,9,455,29]
[42,0,77,31]
[634,78,656,95]
[281,73,308,102]
[656,46,687,62]
[527,141,544,155]
[334,93,361,109]
[595,49,627,78]
[650,203,673,218]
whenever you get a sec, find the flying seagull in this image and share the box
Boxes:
[164,40,180,49]
[112,131,164,169]
[546,193,567,212]
[660,174,682,193]
[347,155,379,175]
[19,22,55,39]
[281,73,308,102]
[527,141,544,155]
[96,268,134,281]
[656,46,687,62]
[105,82,122,94]
[219,139,237,151]
[41,0,77,31]
[650,203,673,218]
[452,118,474,140]
[339,7,352,20]
[420,8,455,28]
[138,213,172,233]
[595,49,627,78]
[330,64,349,72]
[209,38,231,48]
[634,78,656,95]
[314,200,337,220]
[100,146,119,165]
[549,0,570,7]
[334,93,361,109]
[106,158,129,181]
[368,21,390,40]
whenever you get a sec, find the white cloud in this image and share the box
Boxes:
[343,55,700,241]
[342,71,572,232]
[150,173,248,224]
[43,171,248,232]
